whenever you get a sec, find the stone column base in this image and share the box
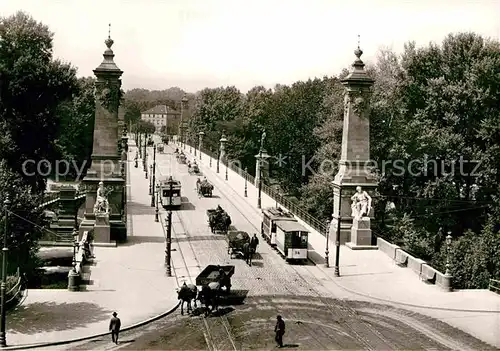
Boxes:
[68,270,81,291]
[346,217,378,250]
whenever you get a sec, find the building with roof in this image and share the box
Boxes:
[141,105,181,133]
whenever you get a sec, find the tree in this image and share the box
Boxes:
[54,77,95,180]
[0,11,78,192]
[0,160,43,278]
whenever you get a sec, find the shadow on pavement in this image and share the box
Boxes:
[7,301,111,333]
[180,202,196,211]
[221,289,249,305]
[127,202,156,215]
[175,235,226,243]
[307,250,324,265]
[120,236,166,246]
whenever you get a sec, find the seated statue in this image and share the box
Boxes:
[351,186,371,220]
[94,181,110,214]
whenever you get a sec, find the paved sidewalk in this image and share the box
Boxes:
[181,144,500,348]
[5,141,178,347]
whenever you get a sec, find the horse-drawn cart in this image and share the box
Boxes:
[198,180,214,197]
[177,153,187,164]
[207,206,231,234]
[196,265,234,293]
[188,162,200,174]
[227,231,250,258]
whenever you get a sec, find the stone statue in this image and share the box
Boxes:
[94,181,110,214]
[351,186,371,220]
[260,131,266,149]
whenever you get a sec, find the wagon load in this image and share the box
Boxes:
[196,265,234,293]
[227,231,250,258]
[207,206,231,234]
[198,179,214,197]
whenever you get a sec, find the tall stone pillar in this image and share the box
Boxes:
[332,46,377,249]
[79,30,126,244]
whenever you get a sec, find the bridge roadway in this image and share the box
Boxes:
[59,140,497,350]
[11,138,500,350]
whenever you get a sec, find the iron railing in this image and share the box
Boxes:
[186,140,328,235]
[489,279,500,294]
[6,268,24,306]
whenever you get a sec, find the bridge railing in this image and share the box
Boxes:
[489,279,500,294]
[188,141,328,235]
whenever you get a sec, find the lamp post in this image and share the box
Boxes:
[256,131,269,209]
[209,147,212,167]
[151,145,156,208]
[0,197,11,347]
[165,176,174,277]
[155,186,159,222]
[220,132,227,179]
[334,189,342,277]
[189,133,192,153]
[216,149,220,173]
[445,233,452,276]
[68,228,80,292]
[244,167,248,197]
[225,162,228,181]
[198,131,204,161]
[143,135,147,169]
[325,219,330,268]
[194,132,197,157]
[149,165,153,194]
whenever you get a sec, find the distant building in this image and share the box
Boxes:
[141,105,181,133]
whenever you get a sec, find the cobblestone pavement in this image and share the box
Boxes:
[56,143,497,350]
[62,295,494,350]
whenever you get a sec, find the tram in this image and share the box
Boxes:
[261,207,309,262]
[275,220,309,262]
[261,207,296,245]
[159,177,182,208]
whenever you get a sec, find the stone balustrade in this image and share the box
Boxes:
[377,237,452,291]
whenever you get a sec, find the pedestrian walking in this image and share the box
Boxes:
[250,233,259,251]
[109,311,121,344]
[274,315,285,347]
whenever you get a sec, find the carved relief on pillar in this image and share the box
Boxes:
[95,80,122,113]
[79,183,99,193]
[346,89,371,117]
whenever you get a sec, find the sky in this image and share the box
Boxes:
[1,0,499,93]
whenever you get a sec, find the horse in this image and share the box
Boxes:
[177,283,198,315]
[242,242,256,266]
[220,213,232,234]
[198,282,220,317]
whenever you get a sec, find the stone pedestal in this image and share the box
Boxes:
[94,213,111,243]
[67,269,81,291]
[346,217,377,249]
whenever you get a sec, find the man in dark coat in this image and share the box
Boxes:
[274,315,285,347]
[250,234,259,251]
[109,312,121,344]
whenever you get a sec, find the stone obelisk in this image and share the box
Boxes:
[79,26,126,244]
[331,44,377,249]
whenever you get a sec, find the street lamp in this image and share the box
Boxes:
[198,131,204,161]
[68,228,80,292]
[149,165,153,195]
[445,232,452,276]
[155,186,159,222]
[165,176,175,277]
[244,167,248,197]
[151,145,156,208]
[334,188,342,277]
[325,219,330,268]
[216,148,220,173]
[225,161,229,181]
[209,147,212,167]
[220,132,227,179]
[256,131,269,209]
[0,197,11,347]
[189,132,193,153]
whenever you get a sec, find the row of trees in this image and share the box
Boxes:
[176,33,499,289]
[0,12,97,277]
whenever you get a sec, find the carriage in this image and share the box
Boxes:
[207,207,231,234]
[196,265,234,293]
[177,153,187,164]
[197,180,214,197]
[226,231,250,258]
[188,162,200,174]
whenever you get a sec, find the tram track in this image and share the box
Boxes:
[161,205,238,351]
[193,155,399,350]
